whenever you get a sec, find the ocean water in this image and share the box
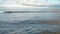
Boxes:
[0,12,60,34]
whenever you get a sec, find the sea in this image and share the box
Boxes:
[0,11,60,34]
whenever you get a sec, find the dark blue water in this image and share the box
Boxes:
[0,12,60,34]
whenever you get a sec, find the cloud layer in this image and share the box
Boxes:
[0,0,50,7]
[0,0,60,11]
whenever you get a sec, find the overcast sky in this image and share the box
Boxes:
[0,0,60,11]
[0,0,60,6]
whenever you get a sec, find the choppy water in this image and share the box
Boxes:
[0,12,60,34]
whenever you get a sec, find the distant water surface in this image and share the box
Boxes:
[0,12,60,21]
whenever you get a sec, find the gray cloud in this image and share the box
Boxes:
[0,0,60,11]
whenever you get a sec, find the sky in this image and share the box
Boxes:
[0,0,60,11]
[0,0,60,6]
[0,0,60,5]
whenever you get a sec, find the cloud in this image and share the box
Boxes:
[0,0,49,7]
[19,0,49,7]
[0,0,60,11]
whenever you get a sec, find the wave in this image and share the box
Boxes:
[0,20,60,34]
